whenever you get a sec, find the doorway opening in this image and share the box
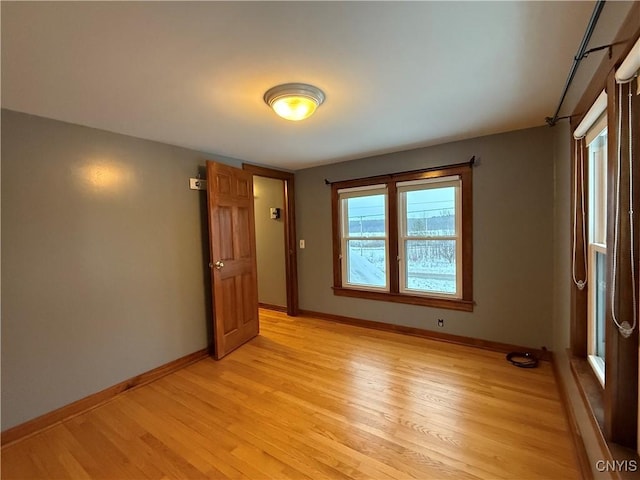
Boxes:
[243,164,299,316]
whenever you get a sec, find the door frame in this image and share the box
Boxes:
[243,163,299,316]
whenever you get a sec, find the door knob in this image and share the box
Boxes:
[214,260,224,270]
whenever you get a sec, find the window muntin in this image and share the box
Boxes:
[398,178,462,298]
[338,186,389,291]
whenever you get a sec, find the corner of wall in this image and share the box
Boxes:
[551,121,572,353]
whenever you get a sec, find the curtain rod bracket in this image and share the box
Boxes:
[578,43,613,60]
[546,114,575,127]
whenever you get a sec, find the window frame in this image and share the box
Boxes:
[397,177,462,299]
[587,116,607,245]
[338,185,389,292]
[586,119,608,387]
[331,163,473,312]
[587,242,606,387]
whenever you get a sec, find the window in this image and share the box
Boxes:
[339,185,389,291]
[586,116,607,387]
[331,163,473,311]
[398,177,461,298]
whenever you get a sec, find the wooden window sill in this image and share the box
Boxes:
[332,286,474,312]
[570,355,640,479]
[570,356,605,431]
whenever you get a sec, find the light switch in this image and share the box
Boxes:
[299,239,305,249]
[189,178,207,190]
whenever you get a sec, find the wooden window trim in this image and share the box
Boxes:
[331,163,473,311]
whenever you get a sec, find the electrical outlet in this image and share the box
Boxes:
[437,319,444,327]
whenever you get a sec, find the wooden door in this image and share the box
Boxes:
[206,161,259,359]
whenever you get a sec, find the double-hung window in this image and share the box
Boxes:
[586,115,607,387]
[398,177,462,298]
[338,185,389,291]
[332,163,473,311]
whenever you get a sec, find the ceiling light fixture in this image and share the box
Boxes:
[264,83,325,121]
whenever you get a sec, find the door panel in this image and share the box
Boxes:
[236,178,250,198]
[217,207,233,260]
[236,207,251,258]
[241,273,255,325]
[207,161,259,359]
[216,172,231,195]
[220,277,237,335]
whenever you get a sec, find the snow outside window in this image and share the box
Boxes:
[398,177,462,299]
[338,185,389,291]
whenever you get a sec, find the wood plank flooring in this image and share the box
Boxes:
[2,309,580,479]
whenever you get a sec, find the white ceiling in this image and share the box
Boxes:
[1,1,634,170]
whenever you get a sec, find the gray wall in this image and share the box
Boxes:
[552,121,572,352]
[296,126,555,349]
[253,176,286,307]
[1,109,241,430]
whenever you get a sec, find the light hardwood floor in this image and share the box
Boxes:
[2,310,580,479]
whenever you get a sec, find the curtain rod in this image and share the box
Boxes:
[324,156,475,186]
[545,0,607,127]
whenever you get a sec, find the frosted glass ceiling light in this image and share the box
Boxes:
[264,83,325,121]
